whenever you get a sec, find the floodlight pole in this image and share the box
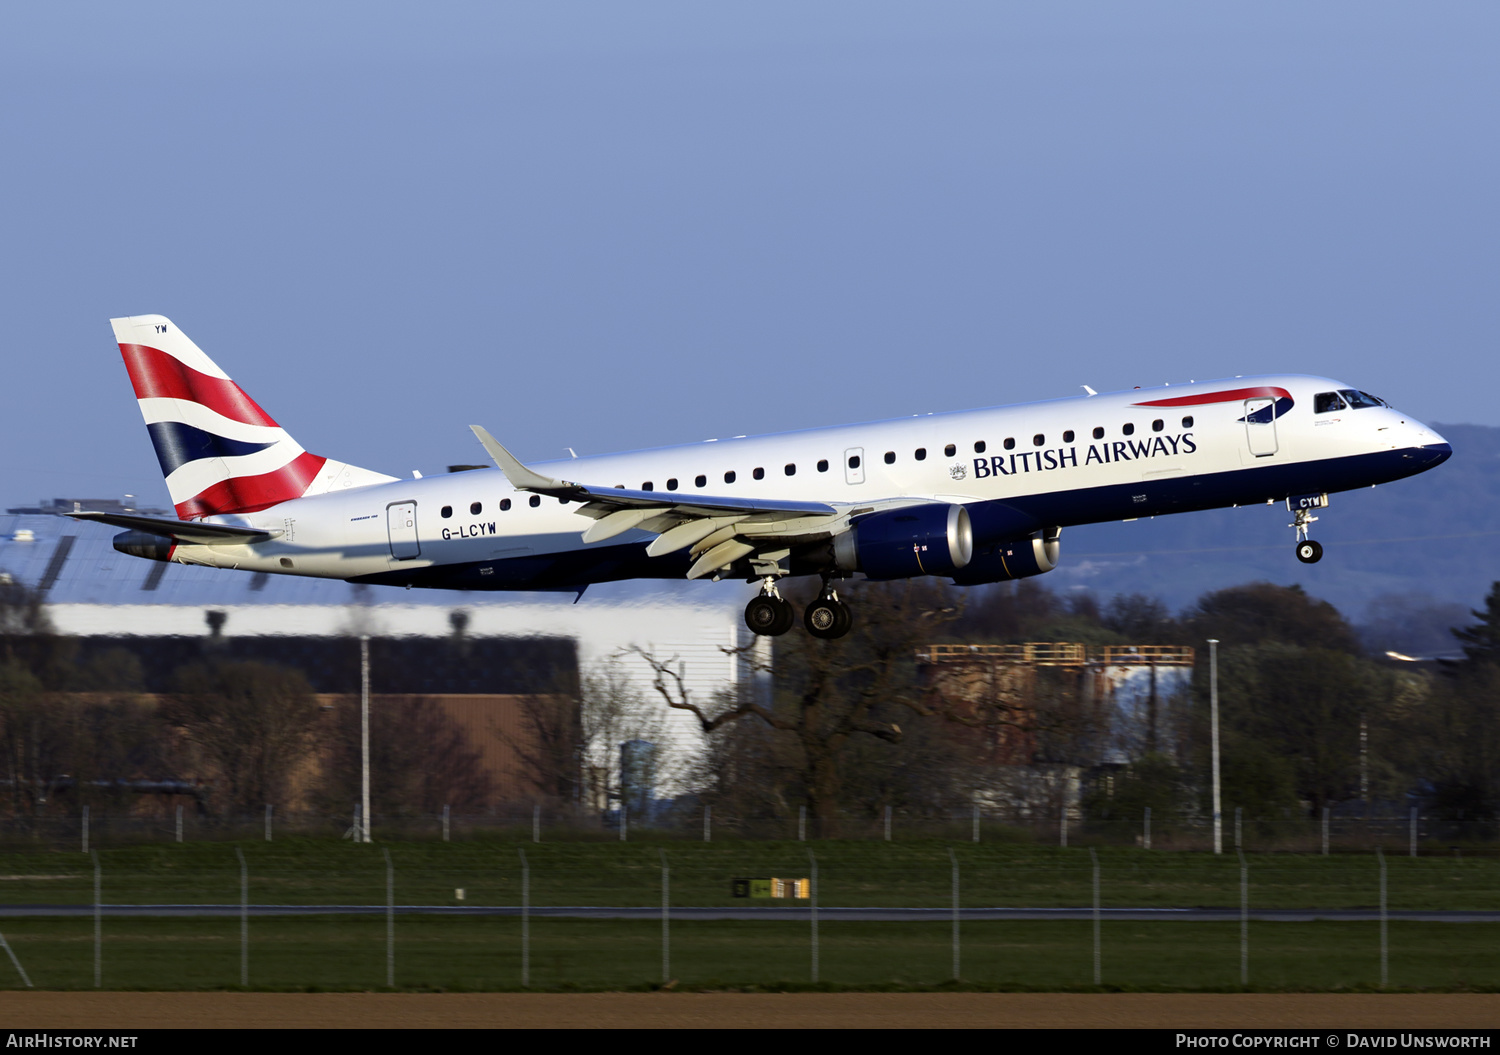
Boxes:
[361,635,371,844]
[1209,638,1222,855]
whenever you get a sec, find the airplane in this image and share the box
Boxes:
[74,314,1452,639]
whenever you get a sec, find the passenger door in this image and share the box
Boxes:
[844,447,865,485]
[1243,399,1279,457]
[387,502,420,559]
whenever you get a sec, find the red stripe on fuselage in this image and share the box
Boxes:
[174,450,326,519]
[1131,386,1292,408]
[119,344,280,428]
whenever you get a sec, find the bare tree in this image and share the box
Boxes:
[640,579,1019,834]
[163,659,321,816]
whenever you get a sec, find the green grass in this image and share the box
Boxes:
[1,917,1498,991]
[0,839,1495,911]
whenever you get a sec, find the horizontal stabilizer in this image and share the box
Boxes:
[67,511,274,545]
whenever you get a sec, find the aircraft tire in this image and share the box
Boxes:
[805,599,852,640]
[1295,539,1323,564]
[746,596,795,636]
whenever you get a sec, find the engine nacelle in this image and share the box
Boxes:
[950,528,1060,586]
[831,503,973,581]
[113,529,174,562]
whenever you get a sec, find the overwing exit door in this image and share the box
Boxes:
[1243,399,1279,457]
[387,502,420,559]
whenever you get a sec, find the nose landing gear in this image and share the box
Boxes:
[1288,494,1328,564]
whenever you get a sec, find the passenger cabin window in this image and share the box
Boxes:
[974,440,987,454]
[667,478,678,491]
[753,467,765,480]
[1181,416,1194,428]
[847,455,861,469]
[1063,431,1074,443]
[724,470,736,484]
[817,459,829,472]
[1122,423,1135,436]
[529,495,541,507]
[944,444,956,457]
[440,505,453,518]
[1033,434,1045,446]
[883,451,895,464]
[1092,427,1105,439]
[1152,419,1164,432]
[470,502,482,514]
[1003,438,1016,450]
[500,498,511,511]
[784,463,796,476]
[695,475,706,488]
[915,448,927,461]
[642,482,654,491]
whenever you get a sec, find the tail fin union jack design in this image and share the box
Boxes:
[112,315,394,520]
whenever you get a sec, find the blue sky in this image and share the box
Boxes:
[2,2,1496,511]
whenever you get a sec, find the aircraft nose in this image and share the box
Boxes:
[1410,421,1452,466]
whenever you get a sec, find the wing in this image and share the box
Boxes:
[470,426,864,579]
[67,511,274,545]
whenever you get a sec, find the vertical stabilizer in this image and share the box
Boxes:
[112,315,395,519]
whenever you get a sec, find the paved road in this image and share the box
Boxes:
[2,904,1498,922]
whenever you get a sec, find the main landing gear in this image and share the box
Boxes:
[744,579,853,639]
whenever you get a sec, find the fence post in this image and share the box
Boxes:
[265,804,273,843]
[703,805,711,843]
[442,804,450,843]
[884,805,892,842]
[519,848,530,987]
[799,805,806,842]
[948,847,960,981]
[1237,848,1248,987]
[91,849,101,988]
[620,804,628,842]
[1089,847,1100,985]
[1143,806,1151,851]
[82,805,89,855]
[176,805,183,844]
[1060,800,1068,848]
[0,931,31,988]
[1378,847,1388,987]
[235,847,248,986]
[972,803,979,844]
[533,804,540,844]
[383,848,394,988]
[1321,807,1329,856]
[808,849,819,984]
[660,849,670,982]
[1410,807,1418,858]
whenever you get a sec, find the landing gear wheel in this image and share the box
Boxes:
[745,595,795,636]
[804,599,853,640]
[1296,539,1323,564]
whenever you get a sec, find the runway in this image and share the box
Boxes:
[2,904,1496,922]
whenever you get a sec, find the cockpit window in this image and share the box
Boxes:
[1339,389,1385,409]
[1315,392,1346,413]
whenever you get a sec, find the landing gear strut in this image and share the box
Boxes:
[804,583,853,640]
[744,579,795,636]
[1291,502,1323,564]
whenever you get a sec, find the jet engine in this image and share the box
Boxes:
[830,503,973,580]
[949,527,1060,585]
[112,530,174,562]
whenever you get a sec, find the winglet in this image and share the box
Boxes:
[469,426,579,495]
